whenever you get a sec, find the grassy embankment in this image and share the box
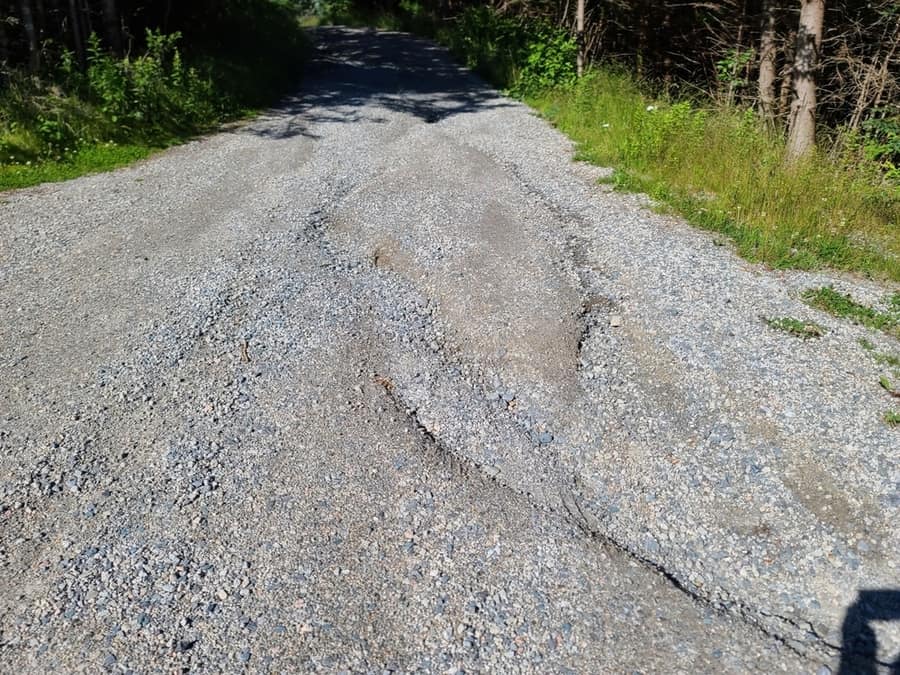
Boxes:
[0,1,308,192]
[529,74,900,283]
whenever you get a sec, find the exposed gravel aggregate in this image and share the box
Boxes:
[0,27,897,673]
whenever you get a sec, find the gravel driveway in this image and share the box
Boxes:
[1,27,897,673]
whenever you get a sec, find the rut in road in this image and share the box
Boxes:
[1,26,898,674]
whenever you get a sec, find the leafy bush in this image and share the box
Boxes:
[862,113,900,182]
[514,22,578,95]
[440,7,576,95]
[0,30,218,164]
[0,0,308,189]
[83,31,217,135]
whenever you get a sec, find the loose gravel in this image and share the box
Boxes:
[0,27,896,673]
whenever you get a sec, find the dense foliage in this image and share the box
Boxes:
[439,7,576,96]
[0,0,307,184]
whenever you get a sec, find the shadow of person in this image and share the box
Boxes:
[839,590,900,674]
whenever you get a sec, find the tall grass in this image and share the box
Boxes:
[532,70,900,281]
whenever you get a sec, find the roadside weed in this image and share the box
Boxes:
[528,71,900,282]
[880,376,900,397]
[802,287,900,337]
[765,317,826,340]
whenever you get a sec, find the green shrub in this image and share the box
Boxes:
[863,113,900,182]
[82,31,218,136]
[0,0,308,190]
[440,7,575,95]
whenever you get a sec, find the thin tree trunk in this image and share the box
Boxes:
[101,0,121,54]
[67,0,84,65]
[869,43,898,111]
[635,4,649,78]
[576,0,585,76]
[758,0,778,123]
[0,14,9,66]
[19,0,40,71]
[786,0,825,159]
[80,0,93,37]
[727,0,748,106]
[34,0,45,39]
[778,29,795,122]
[661,3,672,90]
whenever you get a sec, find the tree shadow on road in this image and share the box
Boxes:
[839,589,900,674]
[240,27,514,141]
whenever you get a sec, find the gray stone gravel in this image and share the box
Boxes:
[0,27,896,673]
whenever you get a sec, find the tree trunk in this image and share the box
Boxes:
[0,11,9,65]
[67,0,85,66]
[80,0,93,37]
[786,0,825,159]
[19,0,40,71]
[661,3,672,90]
[101,0,121,54]
[848,23,900,131]
[727,0,748,106]
[778,29,795,121]
[635,4,649,78]
[34,0,46,39]
[757,0,778,123]
[575,0,585,76]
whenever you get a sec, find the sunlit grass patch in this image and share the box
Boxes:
[0,144,154,191]
[529,69,900,282]
[802,287,899,337]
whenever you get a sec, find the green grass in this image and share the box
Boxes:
[0,144,156,191]
[884,410,900,427]
[765,316,826,339]
[859,338,900,370]
[802,287,900,337]
[528,69,900,282]
[879,375,900,395]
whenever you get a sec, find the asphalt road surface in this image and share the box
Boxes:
[2,28,898,673]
